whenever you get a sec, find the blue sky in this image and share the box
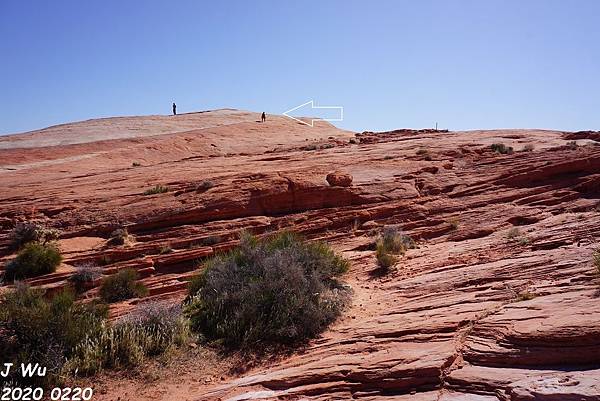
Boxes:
[1,0,599,135]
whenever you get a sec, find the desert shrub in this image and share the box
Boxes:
[143,185,169,195]
[349,138,357,144]
[132,162,141,167]
[375,226,414,270]
[522,144,535,152]
[506,227,521,240]
[158,244,173,254]
[303,144,318,151]
[447,218,460,230]
[0,285,107,385]
[185,231,349,347]
[416,148,429,156]
[4,242,62,281]
[567,140,578,149]
[10,221,59,250]
[491,143,514,154]
[321,143,335,149]
[69,302,189,374]
[69,263,102,293]
[99,268,148,303]
[506,227,530,245]
[593,248,600,274]
[515,291,537,302]
[108,228,130,245]
[196,179,215,192]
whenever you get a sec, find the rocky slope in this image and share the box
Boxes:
[1,111,599,400]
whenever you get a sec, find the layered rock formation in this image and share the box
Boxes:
[1,111,599,400]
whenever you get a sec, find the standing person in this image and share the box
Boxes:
[261,112,266,123]
[172,102,177,115]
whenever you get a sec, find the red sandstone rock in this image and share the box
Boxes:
[0,111,598,400]
[326,171,353,187]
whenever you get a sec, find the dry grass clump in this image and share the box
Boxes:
[69,302,190,374]
[375,226,415,270]
[186,231,349,348]
[108,228,131,246]
[99,268,148,303]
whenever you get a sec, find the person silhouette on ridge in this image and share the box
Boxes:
[261,112,266,123]
[172,103,177,115]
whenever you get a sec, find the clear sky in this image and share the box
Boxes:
[1,0,599,135]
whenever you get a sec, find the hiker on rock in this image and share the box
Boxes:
[172,102,177,115]
[261,112,266,123]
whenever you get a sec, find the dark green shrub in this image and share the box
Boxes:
[99,268,148,303]
[491,143,514,154]
[0,285,107,385]
[4,242,62,281]
[185,231,349,347]
[10,222,59,250]
[143,185,169,195]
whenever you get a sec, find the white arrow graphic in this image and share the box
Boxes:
[282,100,343,127]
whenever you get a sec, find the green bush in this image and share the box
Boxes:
[185,231,349,347]
[99,268,148,303]
[491,143,514,154]
[0,285,107,386]
[4,242,62,281]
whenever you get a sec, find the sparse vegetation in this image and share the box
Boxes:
[10,221,59,250]
[69,263,102,293]
[416,148,429,156]
[506,227,530,246]
[491,143,514,154]
[375,226,414,270]
[522,144,535,152]
[515,291,537,302]
[384,155,394,160]
[593,248,600,274]
[108,228,131,246]
[447,218,460,230]
[349,138,357,144]
[196,179,215,191]
[567,140,578,150]
[303,144,318,151]
[185,231,349,347]
[143,185,170,195]
[158,244,173,254]
[132,162,141,167]
[99,268,148,303]
[3,242,62,282]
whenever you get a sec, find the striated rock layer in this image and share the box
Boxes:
[1,111,599,400]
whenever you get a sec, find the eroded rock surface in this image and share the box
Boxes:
[1,112,599,400]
